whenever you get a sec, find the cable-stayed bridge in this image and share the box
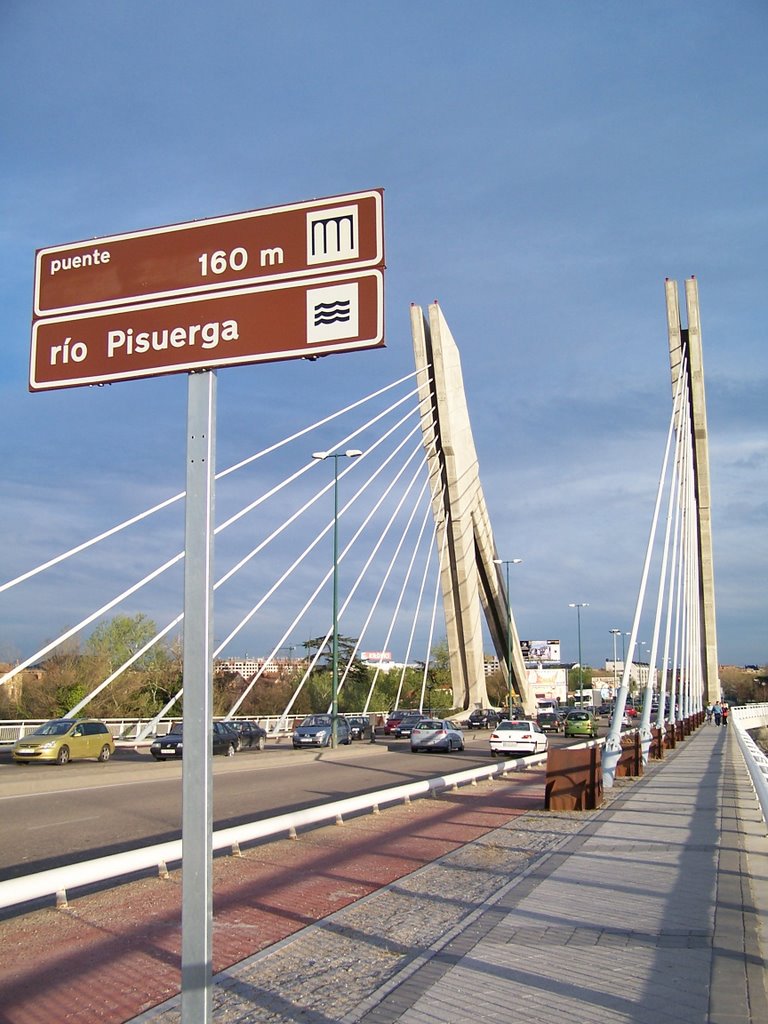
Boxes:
[2,282,721,763]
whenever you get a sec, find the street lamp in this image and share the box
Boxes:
[493,558,522,718]
[569,603,589,706]
[312,449,363,747]
[609,628,621,696]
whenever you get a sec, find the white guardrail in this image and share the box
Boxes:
[730,703,768,831]
[0,750,547,913]
[0,716,308,746]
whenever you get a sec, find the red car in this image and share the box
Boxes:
[384,710,415,735]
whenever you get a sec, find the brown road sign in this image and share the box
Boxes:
[30,270,383,391]
[34,190,384,316]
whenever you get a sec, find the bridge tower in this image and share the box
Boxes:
[665,278,720,702]
[410,302,535,715]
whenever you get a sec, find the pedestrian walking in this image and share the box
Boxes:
[713,701,722,726]
[722,704,729,727]
[706,703,713,724]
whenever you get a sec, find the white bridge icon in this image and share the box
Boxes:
[306,205,359,265]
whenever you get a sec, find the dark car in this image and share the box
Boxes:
[230,720,268,750]
[393,712,428,738]
[346,715,372,740]
[465,709,501,730]
[149,721,240,760]
[536,711,563,733]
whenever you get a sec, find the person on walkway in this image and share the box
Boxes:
[713,701,723,726]
[706,703,713,724]
[722,703,729,727]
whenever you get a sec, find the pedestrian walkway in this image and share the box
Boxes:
[134,724,767,1024]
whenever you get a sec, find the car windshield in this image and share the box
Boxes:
[302,715,331,726]
[569,712,589,720]
[415,720,443,730]
[498,721,532,731]
[33,720,74,736]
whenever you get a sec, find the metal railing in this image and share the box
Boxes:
[730,703,768,831]
[0,715,312,746]
[0,748,547,912]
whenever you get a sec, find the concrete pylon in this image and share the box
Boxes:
[410,302,535,714]
[665,278,720,703]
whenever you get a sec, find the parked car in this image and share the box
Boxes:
[12,718,115,765]
[563,710,599,738]
[393,712,428,738]
[465,708,501,730]
[410,719,465,753]
[346,715,372,740]
[292,714,351,748]
[489,719,549,757]
[230,720,268,750]
[536,711,564,733]
[149,721,240,760]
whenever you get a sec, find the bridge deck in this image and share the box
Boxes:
[1,726,765,1024]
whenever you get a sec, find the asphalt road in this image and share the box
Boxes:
[0,726,593,880]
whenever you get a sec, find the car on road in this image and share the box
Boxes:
[383,709,415,735]
[346,715,373,740]
[464,708,502,730]
[393,712,428,738]
[149,721,241,760]
[536,711,564,733]
[292,714,351,748]
[230,720,268,750]
[489,719,548,757]
[12,718,115,765]
[563,710,599,738]
[410,719,465,753]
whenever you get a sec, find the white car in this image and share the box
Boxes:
[489,719,548,758]
[410,719,465,753]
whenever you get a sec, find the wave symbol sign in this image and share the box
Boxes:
[313,299,352,327]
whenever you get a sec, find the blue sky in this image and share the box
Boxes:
[1,0,766,671]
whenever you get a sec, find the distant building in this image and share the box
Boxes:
[216,656,303,680]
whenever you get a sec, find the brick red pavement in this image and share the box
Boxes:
[0,768,544,1024]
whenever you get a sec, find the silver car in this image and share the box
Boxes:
[410,719,465,753]
[292,714,351,748]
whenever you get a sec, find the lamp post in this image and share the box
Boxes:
[569,603,589,706]
[609,628,621,697]
[493,558,522,718]
[312,449,362,748]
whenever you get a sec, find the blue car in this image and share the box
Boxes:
[292,714,351,748]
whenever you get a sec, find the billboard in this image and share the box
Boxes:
[521,640,561,663]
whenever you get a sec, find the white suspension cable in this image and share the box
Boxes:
[361,497,437,713]
[0,372,425,596]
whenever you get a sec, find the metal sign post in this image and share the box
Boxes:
[181,370,217,1022]
[28,189,385,1019]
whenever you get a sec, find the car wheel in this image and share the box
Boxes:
[459,741,465,751]
[15,760,29,765]
[226,743,236,757]
[257,735,266,751]
[56,745,70,765]
[97,744,112,762]
[490,749,497,757]
[152,754,165,761]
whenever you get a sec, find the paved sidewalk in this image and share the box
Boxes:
[135,724,767,1024]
